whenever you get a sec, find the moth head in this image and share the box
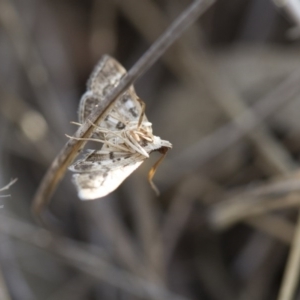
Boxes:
[151,136,172,150]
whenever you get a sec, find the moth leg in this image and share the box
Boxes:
[137,98,146,129]
[126,132,149,157]
[105,130,137,154]
[148,147,169,196]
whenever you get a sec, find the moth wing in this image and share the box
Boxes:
[79,55,126,123]
[69,147,132,173]
[71,153,144,200]
[79,55,148,134]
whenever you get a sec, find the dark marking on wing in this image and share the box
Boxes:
[102,171,109,179]
[129,107,138,118]
[121,95,130,103]
[80,96,100,122]
[86,150,96,161]
[74,164,92,171]
[109,152,114,159]
[116,122,125,129]
[103,84,114,96]
[140,139,148,147]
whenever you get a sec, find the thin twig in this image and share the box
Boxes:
[32,0,216,216]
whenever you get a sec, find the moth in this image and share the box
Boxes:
[68,55,172,200]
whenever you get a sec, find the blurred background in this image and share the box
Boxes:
[1,0,300,299]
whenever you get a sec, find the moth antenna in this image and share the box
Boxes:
[137,98,146,128]
[148,147,169,196]
[86,119,103,131]
[86,119,121,134]
[65,134,129,152]
[71,120,100,131]
[71,121,110,134]
[126,132,149,157]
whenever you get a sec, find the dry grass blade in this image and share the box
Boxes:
[32,0,216,217]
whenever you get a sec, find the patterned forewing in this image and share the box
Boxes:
[79,55,147,133]
[71,150,145,200]
[69,148,142,172]
[79,55,125,123]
